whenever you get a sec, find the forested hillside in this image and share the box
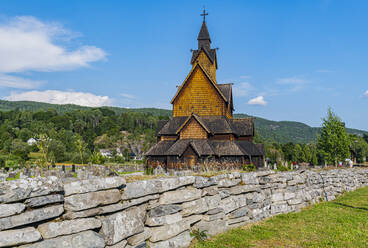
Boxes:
[1,100,366,144]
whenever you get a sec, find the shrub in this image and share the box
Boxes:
[242,163,256,172]
[190,229,208,243]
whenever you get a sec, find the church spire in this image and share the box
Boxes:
[197,8,211,50]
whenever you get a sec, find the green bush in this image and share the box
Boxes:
[144,167,154,175]
[242,163,256,172]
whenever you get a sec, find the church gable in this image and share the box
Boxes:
[194,50,217,81]
[179,118,208,139]
[172,64,226,117]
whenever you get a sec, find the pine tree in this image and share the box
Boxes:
[317,108,350,166]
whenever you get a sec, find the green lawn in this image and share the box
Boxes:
[193,187,368,248]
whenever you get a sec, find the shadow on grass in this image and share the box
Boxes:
[333,202,368,211]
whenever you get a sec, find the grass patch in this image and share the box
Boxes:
[115,171,143,175]
[6,171,20,181]
[193,187,368,248]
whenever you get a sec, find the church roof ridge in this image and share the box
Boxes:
[170,62,227,104]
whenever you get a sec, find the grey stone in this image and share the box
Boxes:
[194,219,228,236]
[106,239,127,248]
[65,189,121,211]
[99,202,125,215]
[270,203,288,214]
[127,228,152,246]
[229,185,260,195]
[121,194,159,208]
[0,205,64,231]
[150,219,191,242]
[181,198,208,216]
[0,227,41,247]
[25,194,64,208]
[0,177,63,203]
[205,194,221,210]
[193,177,217,188]
[287,198,303,205]
[149,204,182,217]
[38,217,101,239]
[284,192,295,201]
[148,230,192,248]
[217,178,241,188]
[64,177,126,196]
[100,205,146,245]
[20,230,105,248]
[271,192,284,202]
[159,188,201,204]
[127,242,146,248]
[202,186,218,196]
[227,216,250,225]
[122,177,195,200]
[145,213,182,226]
[63,208,101,220]
[203,212,225,221]
[183,214,202,225]
[250,192,266,203]
[256,170,274,177]
[206,208,223,215]
[218,189,231,199]
[100,194,159,215]
[0,203,25,218]
[228,206,249,219]
[240,172,259,185]
[220,195,247,214]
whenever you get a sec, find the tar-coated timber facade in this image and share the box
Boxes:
[145,13,264,171]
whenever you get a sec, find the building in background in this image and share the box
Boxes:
[146,10,264,171]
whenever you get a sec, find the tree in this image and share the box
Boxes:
[75,135,87,165]
[363,134,368,144]
[293,144,305,163]
[349,135,368,163]
[317,108,350,166]
[37,134,51,168]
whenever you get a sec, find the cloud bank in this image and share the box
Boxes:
[4,90,112,107]
[0,74,43,89]
[364,90,368,97]
[248,96,267,106]
[0,16,106,73]
[233,82,253,97]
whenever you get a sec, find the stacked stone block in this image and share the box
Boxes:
[0,168,367,247]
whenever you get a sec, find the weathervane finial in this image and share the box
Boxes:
[200,6,208,22]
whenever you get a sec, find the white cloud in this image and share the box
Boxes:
[233,82,253,97]
[248,96,267,106]
[364,90,368,97]
[0,74,43,89]
[120,93,136,99]
[4,90,112,107]
[276,77,308,92]
[277,77,306,85]
[0,16,106,73]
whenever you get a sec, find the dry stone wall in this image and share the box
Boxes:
[0,168,368,248]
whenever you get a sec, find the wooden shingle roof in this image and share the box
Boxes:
[145,139,264,157]
[170,63,227,104]
[157,116,254,137]
[191,48,217,65]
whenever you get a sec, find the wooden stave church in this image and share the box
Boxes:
[146,12,264,170]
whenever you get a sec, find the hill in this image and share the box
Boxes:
[0,99,366,144]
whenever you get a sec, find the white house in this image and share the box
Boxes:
[27,138,37,146]
[99,149,113,158]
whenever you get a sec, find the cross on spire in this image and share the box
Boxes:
[200,7,208,22]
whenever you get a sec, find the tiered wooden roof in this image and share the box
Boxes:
[145,11,264,166]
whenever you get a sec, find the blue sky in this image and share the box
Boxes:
[0,0,367,130]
